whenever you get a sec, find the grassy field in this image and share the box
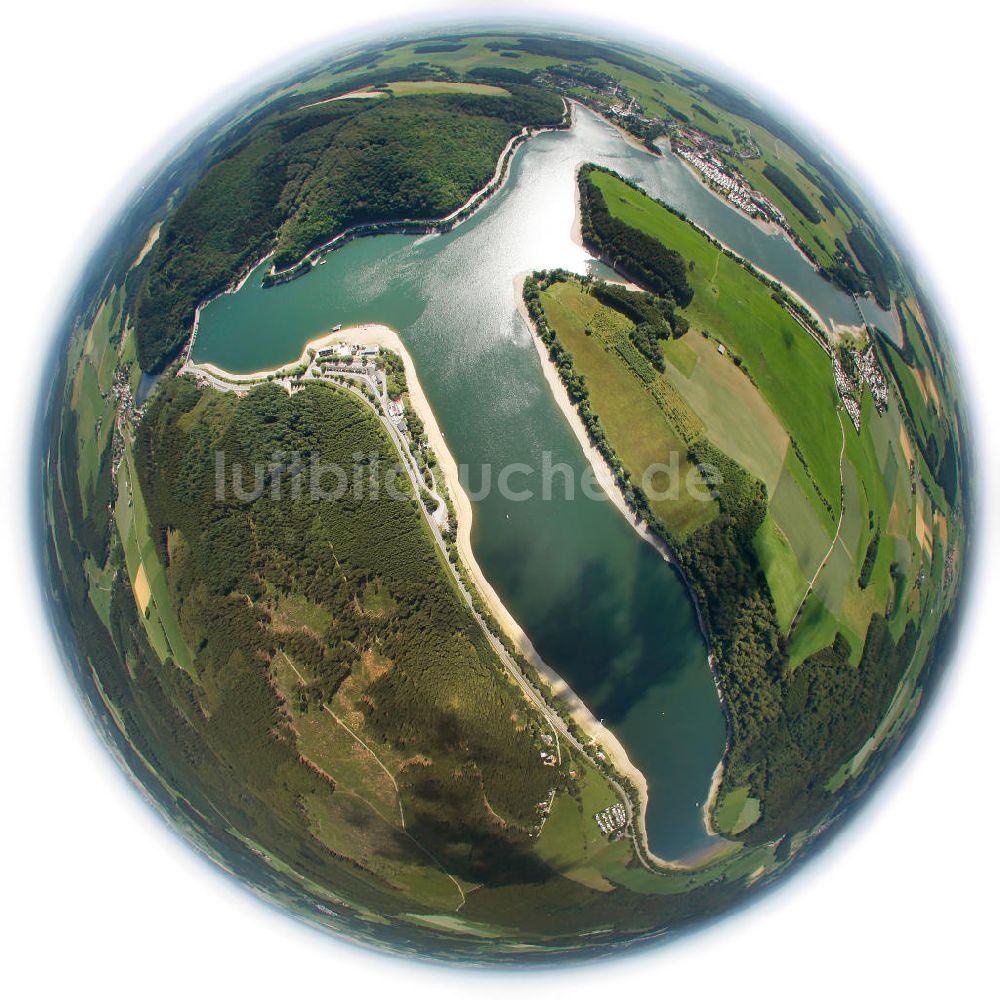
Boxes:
[113,439,194,674]
[753,512,807,631]
[590,170,845,515]
[385,80,509,97]
[73,291,122,515]
[769,459,834,586]
[535,760,630,892]
[787,591,845,668]
[579,168,929,660]
[539,279,718,540]
[792,385,929,660]
[662,331,788,495]
[715,784,761,836]
[329,79,512,101]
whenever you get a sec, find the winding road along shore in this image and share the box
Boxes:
[182,322,692,872]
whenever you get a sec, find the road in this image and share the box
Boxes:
[182,358,661,870]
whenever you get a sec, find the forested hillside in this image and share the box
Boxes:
[135,86,564,372]
[131,377,562,886]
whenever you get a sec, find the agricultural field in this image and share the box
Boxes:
[588,168,844,514]
[381,80,510,97]
[321,79,512,102]
[535,759,632,892]
[537,279,717,540]
[72,290,120,514]
[576,165,961,679]
[715,784,761,836]
[112,437,194,674]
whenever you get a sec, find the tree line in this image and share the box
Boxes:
[578,164,694,306]
[135,86,564,372]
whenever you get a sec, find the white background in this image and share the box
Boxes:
[1,2,996,995]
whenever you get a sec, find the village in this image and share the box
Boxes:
[108,364,138,491]
[672,127,786,226]
[534,63,670,145]
[832,339,890,433]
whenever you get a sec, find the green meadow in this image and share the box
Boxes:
[590,169,844,516]
[538,279,717,540]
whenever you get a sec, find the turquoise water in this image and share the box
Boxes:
[193,108,878,860]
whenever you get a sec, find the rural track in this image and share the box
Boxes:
[791,408,848,625]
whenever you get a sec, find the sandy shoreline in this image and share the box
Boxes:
[516,274,734,858]
[185,320,668,858]
[514,275,677,567]
[516,259,731,843]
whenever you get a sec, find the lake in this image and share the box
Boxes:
[193,106,878,860]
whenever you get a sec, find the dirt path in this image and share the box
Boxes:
[791,409,848,623]
[281,653,467,909]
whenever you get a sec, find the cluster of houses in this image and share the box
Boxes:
[832,353,863,432]
[315,342,379,363]
[315,342,409,435]
[602,94,667,139]
[672,128,786,225]
[110,365,136,424]
[853,343,889,412]
[944,544,956,591]
[832,340,891,433]
[536,64,669,142]
[109,365,137,487]
[594,802,628,838]
[536,732,558,768]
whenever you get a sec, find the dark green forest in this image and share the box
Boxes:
[135,86,564,372]
[484,36,663,80]
[134,377,562,884]
[578,164,693,306]
[846,227,895,310]
[762,163,822,225]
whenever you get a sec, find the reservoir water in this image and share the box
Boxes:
[194,107,882,860]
